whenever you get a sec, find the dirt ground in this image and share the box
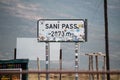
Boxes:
[28,74,120,80]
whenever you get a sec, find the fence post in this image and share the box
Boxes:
[91,55,94,80]
[95,55,99,80]
[37,57,40,80]
[102,55,106,80]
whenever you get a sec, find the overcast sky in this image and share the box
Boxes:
[0,0,120,69]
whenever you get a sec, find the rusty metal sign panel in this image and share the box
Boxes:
[37,19,87,42]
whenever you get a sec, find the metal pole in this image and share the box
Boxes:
[104,0,110,80]
[89,55,91,80]
[14,48,16,60]
[59,49,62,80]
[75,42,79,80]
[46,42,50,80]
[37,57,40,80]
[95,55,99,80]
[102,56,106,80]
[91,55,94,80]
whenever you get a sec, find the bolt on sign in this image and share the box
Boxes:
[37,19,87,42]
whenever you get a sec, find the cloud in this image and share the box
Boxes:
[14,3,43,20]
[0,52,13,60]
[0,0,43,20]
[56,13,74,18]
[108,5,120,10]
[108,0,120,10]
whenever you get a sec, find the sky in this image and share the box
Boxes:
[0,0,120,69]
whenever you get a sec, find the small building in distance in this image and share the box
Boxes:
[0,59,29,80]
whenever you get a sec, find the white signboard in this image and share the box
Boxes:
[37,19,87,42]
[16,38,60,60]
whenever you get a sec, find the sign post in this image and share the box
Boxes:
[45,42,50,80]
[75,42,79,80]
[59,49,62,80]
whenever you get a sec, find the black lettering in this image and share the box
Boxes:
[62,24,65,29]
[45,24,49,29]
[53,24,59,29]
[45,24,59,29]
[70,24,73,29]
[62,24,78,29]
[66,32,71,36]
[74,24,78,29]
[62,31,64,36]
[51,31,54,37]
[58,31,61,36]
[49,24,53,29]
[55,31,58,36]
[66,24,69,29]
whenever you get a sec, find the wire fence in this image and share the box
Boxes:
[0,70,120,74]
[0,70,120,80]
